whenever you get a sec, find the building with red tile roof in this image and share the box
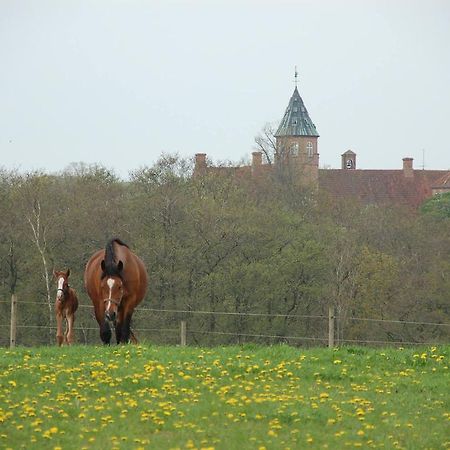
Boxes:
[194,83,449,209]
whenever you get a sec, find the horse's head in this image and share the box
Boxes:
[100,260,125,322]
[53,269,70,301]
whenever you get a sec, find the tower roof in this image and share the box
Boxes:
[275,87,319,137]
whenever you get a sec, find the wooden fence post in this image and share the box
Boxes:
[180,320,187,346]
[10,294,17,348]
[328,305,335,348]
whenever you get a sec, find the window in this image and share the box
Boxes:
[292,119,297,125]
[291,143,299,156]
[293,107,298,112]
[306,141,313,157]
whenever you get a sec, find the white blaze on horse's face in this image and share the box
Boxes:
[103,276,124,321]
[105,278,115,313]
[107,278,115,299]
[57,277,65,300]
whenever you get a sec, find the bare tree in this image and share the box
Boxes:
[27,199,53,338]
[254,123,278,165]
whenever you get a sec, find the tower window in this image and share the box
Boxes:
[306,141,313,157]
[291,143,299,156]
[293,107,298,112]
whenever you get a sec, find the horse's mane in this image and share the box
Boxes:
[102,238,129,278]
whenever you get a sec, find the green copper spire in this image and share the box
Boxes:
[275,86,319,137]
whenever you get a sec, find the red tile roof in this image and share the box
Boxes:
[319,169,448,208]
[198,161,449,209]
[432,171,450,189]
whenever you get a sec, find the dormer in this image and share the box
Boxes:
[341,150,356,170]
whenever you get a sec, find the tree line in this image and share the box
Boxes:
[0,155,449,346]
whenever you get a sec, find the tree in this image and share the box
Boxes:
[254,123,278,165]
[420,192,450,219]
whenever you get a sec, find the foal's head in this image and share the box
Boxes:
[100,260,125,323]
[53,269,70,301]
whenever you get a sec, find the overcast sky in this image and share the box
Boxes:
[1,0,449,179]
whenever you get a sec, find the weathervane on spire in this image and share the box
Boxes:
[294,66,298,87]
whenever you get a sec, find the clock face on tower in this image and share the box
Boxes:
[346,159,353,169]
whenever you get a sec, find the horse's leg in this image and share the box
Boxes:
[66,313,75,345]
[115,319,122,344]
[55,312,64,346]
[100,320,111,345]
[129,329,138,344]
[94,304,111,345]
[121,313,133,344]
[116,311,132,344]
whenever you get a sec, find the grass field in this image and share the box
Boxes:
[0,344,448,450]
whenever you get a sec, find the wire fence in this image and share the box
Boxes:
[1,298,449,348]
[3,300,450,327]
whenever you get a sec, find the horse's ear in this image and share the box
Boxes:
[117,260,124,272]
[52,269,57,278]
[66,268,70,277]
[101,260,106,273]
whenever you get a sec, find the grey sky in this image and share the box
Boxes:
[1,0,449,179]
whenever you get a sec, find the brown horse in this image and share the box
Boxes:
[84,238,148,344]
[53,269,79,346]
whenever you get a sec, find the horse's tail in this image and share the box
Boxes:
[104,238,129,276]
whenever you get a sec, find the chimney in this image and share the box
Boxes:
[194,153,207,177]
[251,151,262,175]
[402,157,414,178]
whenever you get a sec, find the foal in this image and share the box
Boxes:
[53,269,79,346]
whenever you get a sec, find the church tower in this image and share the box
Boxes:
[274,72,319,186]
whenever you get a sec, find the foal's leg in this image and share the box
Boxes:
[55,313,64,346]
[66,314,75,345]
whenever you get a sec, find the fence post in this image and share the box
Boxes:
[328,305,335,348]
[10,294,17,348]
[180,320,187,346]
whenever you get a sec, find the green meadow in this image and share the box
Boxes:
[0,345,448,450]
